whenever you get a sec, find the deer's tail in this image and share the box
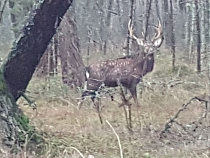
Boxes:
[83,67,90,91]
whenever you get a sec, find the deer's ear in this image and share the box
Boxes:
[136,39,144,46]
[153,37,163,48]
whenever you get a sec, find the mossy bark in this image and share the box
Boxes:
[0,0,73,151]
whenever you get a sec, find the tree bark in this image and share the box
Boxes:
[59,14,85,89]
[155,0,161,20]
[195,0,201,73]
[169,0,176,71]
[162,0,170,46]
[144,0,153,40]
[3,0,73,101]
[126,0,135,56]
[188,2,195,62]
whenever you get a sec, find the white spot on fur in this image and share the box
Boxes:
[86,71,90,79]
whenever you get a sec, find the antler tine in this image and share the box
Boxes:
[152,19,163,42]
[128,19,138,41]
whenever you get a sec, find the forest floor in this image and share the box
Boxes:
[18,52,210,158]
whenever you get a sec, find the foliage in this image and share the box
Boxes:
[14,113,45,152]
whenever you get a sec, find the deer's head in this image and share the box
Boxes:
[128,19,163,55]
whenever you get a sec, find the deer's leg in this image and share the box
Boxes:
[91,96,103,124]
[129,85,140,107]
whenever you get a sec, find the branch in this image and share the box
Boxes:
[160,96,208,136]
[0,0,8,23]
[106,120,123,158]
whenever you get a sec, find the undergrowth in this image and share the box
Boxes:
[13,52,210,158]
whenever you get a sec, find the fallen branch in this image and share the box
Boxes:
[160,96,208,136]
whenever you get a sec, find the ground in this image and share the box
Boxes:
[12,52,210,157]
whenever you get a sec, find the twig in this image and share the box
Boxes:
[69,146,85,158]
[106,120,123,158]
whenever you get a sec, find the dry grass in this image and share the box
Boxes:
[14,52,210,158]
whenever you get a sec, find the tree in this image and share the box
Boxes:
[4,0,73,101]
[162,0,170,46]
[59,13,85,88]
[194,0,201,73]
[0,0,73,150]
[169,0,176,71]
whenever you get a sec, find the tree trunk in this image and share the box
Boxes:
[126,0,135,56]
[144,0,153,40]
[188,1,196,63]
[162,0,170,46]
[3,0,73,101]
[155,0,161,20]
[195,0,201,73]
[59,13,85,89]
[185,4,192,59]
[169,0,176,71]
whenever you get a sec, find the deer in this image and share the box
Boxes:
[79,19,163,128]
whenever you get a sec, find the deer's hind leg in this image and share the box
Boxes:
[91,96,103,124]
[128,85,140,107]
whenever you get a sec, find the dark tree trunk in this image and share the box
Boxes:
[195,0,201,73]
[3,0,73,101]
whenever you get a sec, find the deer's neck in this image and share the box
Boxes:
[141,54,154,75]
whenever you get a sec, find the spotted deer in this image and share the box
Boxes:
[79,20,163,127]
[81,20,163,106]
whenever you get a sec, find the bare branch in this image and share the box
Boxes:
[0,0,8,23]
[160,97,208,136]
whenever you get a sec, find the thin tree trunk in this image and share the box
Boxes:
[189,2,195,63]
[155,0,161,20]
[106,0,113,26]
[49,38,55,76]
[169,0,176,71]
[195,0,201,73]
[185,5,192,59]
[144,0,153,40]
[54,35,59,75]
[126,0,135,56]
[162,0,170,46]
